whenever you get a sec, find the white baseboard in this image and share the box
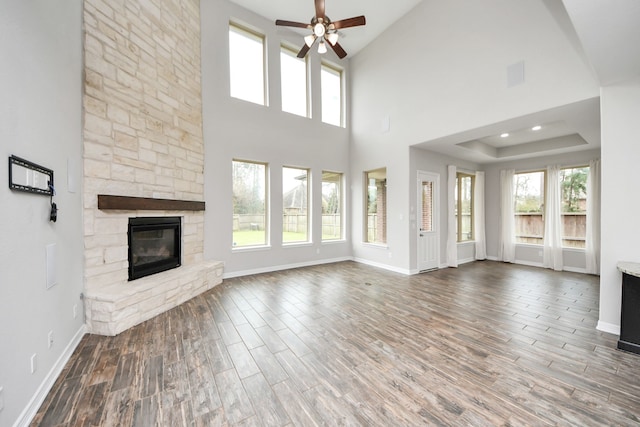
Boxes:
[563,266,587,274]
[223,256,354,279]
[597,320,620,336]
[14,324,87,427]
[352,257,412,275]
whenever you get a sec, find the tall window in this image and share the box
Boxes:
[280,46,308,117]
[283,167,309,243]
[232,160,268,248]
[365,168,386,244]
[321,62,343,127]
[229,24,265,105]
[455,173,474,242]
[514,171,545,244]
[322,171,343,241]
[560,166,589,248]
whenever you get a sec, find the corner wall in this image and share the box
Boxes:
[599,78,640,333]
[349,0,599,272]
[0,1,84,425]
[201,1,353,276]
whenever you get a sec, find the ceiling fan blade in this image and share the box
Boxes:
[297,43,311,58]
[315,0,325,19]
[331,15,366,30]
[329,41,347,59]
[275,19,310,29]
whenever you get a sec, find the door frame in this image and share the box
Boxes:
[417,170,440,272]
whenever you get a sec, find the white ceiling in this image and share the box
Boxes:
[229,0,423,56]
[230,0,640,164]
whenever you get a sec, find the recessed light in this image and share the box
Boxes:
[531,125,542,131]
[500,133,509,138]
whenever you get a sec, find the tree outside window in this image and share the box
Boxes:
[455,173,474,242]
[283,167,309,243]
[560,166,589,248]
[365,168,386,244]
[514,171,545,245]
[232,160,268,248]
[322,171,343,240]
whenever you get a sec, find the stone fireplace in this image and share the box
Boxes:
[81,0,223,335]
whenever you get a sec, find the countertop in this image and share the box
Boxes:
[617,262,640,278]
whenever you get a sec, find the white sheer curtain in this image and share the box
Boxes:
[543,165,563,271]
[474,171,486,260]
[446,165,458,267]
[586,159,601,274]
[498,169,515,262]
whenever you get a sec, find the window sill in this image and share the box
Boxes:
[322,239,347,245]
[515,243,586,252]
[283,242,313,248]
[457,240,475,246]
[232,245,272,253]
[362,242,389,249]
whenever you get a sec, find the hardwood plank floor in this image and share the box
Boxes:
[31,261,640,426]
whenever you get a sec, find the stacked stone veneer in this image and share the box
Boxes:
[82,0,221,335]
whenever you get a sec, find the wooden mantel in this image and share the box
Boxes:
[97,195,205,211]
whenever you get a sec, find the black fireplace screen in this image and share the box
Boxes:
[128,217,181,280]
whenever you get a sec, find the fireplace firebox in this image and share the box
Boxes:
[128,217,181,280]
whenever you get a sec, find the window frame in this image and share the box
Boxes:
[321,171,344,242]
[455,172,475,243]
[513,169,546,246]
[364,168,387,245]
[232,159,270,250]
[282,166,311,245]
[280,44,310,118]
[228,22,267,106]
[559,165,589,249]
[320,61,344,127]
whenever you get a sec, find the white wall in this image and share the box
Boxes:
[201,1,353,276]
[349,0,599,272]
[0,1,84,425]
[483,149,600,271]
[599,78,640,333]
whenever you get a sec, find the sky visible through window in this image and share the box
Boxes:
[281,48,307,117]
[229,26,264,105]
[321,65,341,126]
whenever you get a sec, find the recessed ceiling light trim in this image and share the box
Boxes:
[500,133,509,138]
[532,125,542,131]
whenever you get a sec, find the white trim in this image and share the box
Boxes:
[458,257,475,265]
[223,256,353,279]
[15,325,87,427]
[352,257,412,275]
[563,266,587,274]
[513,259,544,269]
[597,320,620,336]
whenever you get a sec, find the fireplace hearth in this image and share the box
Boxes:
[128,217,181,280]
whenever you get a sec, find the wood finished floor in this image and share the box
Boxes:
[32,261,640,426]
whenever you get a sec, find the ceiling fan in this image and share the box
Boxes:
[276,0,366,59]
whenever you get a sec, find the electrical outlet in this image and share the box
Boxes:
[48,331,54,349]
[73,304,78,319]
[30,354,37,374]
[0,386,4,412]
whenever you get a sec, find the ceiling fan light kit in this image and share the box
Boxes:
[276,0,366,59]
